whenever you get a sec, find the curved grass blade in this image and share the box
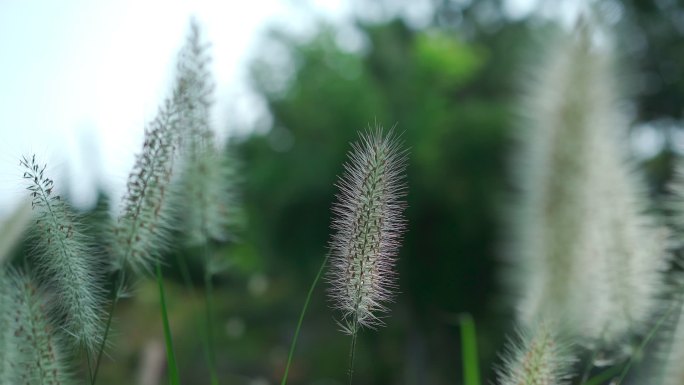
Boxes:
[460,313,481,385]
[281,253,329,385]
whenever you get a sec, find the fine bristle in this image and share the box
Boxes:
[6,270,73,385]
[112,100,178,275]
[327,127,408,333]
[497,322,574,385]
[173,21,241,255]
[509,21,666,346]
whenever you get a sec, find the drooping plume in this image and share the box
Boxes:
[511,21,666,346]
[498,323,574,385]
[21,155,103,352]
[328,128,407,333]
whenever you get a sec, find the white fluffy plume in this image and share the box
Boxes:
[511,21,666,346]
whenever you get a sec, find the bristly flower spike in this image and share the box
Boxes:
[174,20,240,254]
[498,322,574,385]
[510,20,666,347]
[6,270,72,385]
[20,154,104,353]
[112,100,179,275]
[328,127,408,334]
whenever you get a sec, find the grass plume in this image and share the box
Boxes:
[112,100,179,275]
[511,20,666,346]
[21,154,104,353]
[174,21,240,253]
[6,270,72,385]
[328,127,408,334]
[497,322,573,385]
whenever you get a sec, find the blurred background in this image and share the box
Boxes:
[1,0,683,384]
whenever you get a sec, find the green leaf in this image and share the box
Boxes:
[460,313,481,385]
[281,253,329,385]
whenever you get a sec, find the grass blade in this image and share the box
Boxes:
[583,365,621,385]
[281,253,329,385]
[460,313,481,385]
[157,263,181,385]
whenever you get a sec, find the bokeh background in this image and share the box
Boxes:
[1,0,683,384]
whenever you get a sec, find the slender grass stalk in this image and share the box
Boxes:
[157,263,181,385]
[459,314,481,385]
[203,249,219,385]
[281,253,329,385]
[612,301,677,385]
[348,316,359,385]
[174,251,219,385]
[91,271,125,385]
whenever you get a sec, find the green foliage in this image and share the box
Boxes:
[413,32,484,89]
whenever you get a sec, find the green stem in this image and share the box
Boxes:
[280,253,330,385]
[204,267,219,385]
[175,251,217,385]
[157,263,181,385]
[91,270,125,385]
[459,314,481,385]
[348,320,359,385]
[85,344,94,384]
[613,302,678,385]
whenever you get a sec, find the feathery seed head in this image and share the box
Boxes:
[328,127,408,333]
[510,21,666,346]
[21,154,104,352]
[177,143,241,250]
[6,270,72,385]
[173,22,241,251]
[0,270,16,383]
[113,103,179,275]
[498,322,574,385]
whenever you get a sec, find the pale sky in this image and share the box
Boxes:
[0,0,355,217]
[0,0,596,220]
